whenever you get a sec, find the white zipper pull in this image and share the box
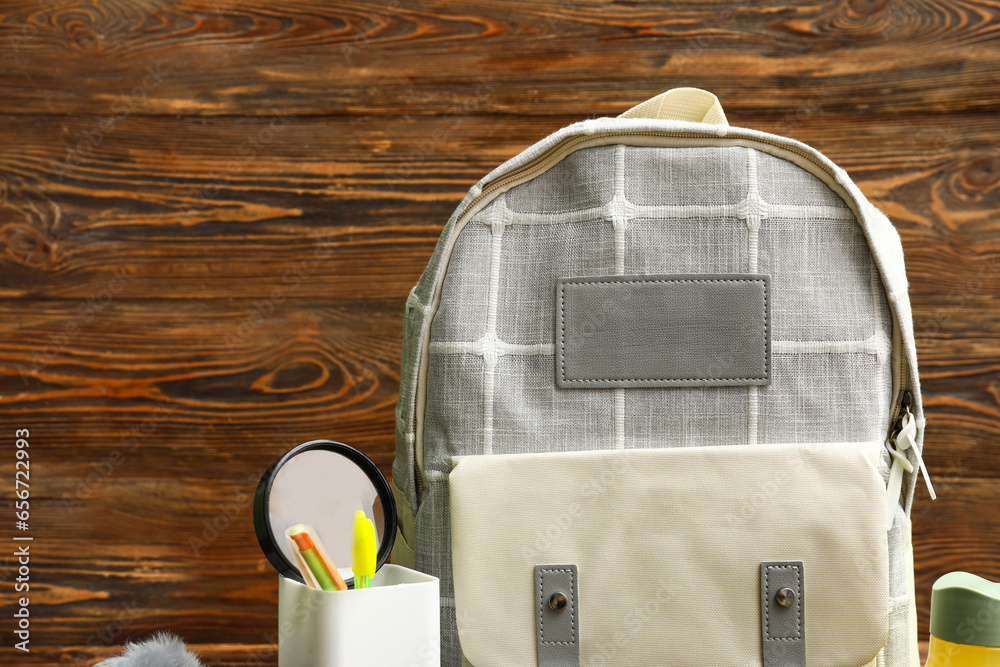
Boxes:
[885,391,936,528]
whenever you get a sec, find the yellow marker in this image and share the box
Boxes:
[351,510,377,589]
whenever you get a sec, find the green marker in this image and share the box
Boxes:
[289,524,347,591]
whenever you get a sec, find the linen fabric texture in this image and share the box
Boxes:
[392,117,924,667]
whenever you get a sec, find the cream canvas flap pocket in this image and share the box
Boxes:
[449,442,889,667]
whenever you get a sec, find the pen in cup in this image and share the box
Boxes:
[352,510,377,589]
[287,524,348,592]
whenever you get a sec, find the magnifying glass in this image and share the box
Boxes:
[253,440,396,588]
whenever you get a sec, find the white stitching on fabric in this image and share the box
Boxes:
[745,148,763,448]
[562,279,763,286]
[538,568,576,645]
[557,277,770,383]
[764,564,802,641]
[479,197,512,457]
[502,202,853,226]
[611,145,628,451]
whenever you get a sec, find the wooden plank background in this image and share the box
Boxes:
[0,0,997,664]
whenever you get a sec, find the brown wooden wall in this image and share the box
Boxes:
[0,1,997,664]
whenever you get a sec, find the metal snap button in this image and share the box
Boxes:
[776,587,796,607]
[549,592,568,611]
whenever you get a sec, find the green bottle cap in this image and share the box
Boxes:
[930,572,1000,647]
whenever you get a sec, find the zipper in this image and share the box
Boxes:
[886,352,909,439]
[885,382,935,526]
[458,130,832,230]
[413,126,913,502]
[889,387,912,444]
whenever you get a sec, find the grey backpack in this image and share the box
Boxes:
[391,88,933,667]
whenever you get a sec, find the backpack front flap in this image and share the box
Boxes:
[393,90,925,667]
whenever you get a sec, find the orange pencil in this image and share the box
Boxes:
[287,524,348,591]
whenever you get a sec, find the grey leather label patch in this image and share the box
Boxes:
[555,274,771,388]
[761,561,806,667]
[536,564,580,667]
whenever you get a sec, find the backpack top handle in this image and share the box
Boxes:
[619,87,729,126]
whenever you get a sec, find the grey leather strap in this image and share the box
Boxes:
[535,565,580,667]
[761,561,806,667]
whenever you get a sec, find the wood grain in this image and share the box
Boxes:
[0,299,402,471]
[0,1,998,116]
[0,0,997,664]
[0,113,996,300]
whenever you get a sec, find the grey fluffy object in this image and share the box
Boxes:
[95,633,206,667]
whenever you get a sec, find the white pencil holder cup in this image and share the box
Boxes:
[277,564,440,667]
